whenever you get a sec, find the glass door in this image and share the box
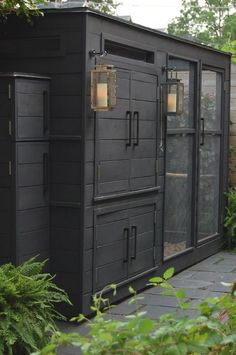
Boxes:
[198,69,223,241]
[164,58,196,259]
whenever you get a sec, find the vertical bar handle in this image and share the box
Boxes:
[126,111,132,146]
[43,90,49,134]
[123,227,130,263]
[200,117,205,146]
[131,226,137,260]
[43,152,49,194]
[133,111,139,146]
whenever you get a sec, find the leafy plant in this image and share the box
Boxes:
[0,257,71,355]
[224,188,236,245]
[0,0,46,21]
[35,267,236,355]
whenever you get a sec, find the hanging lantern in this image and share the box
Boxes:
[91,64,117,111]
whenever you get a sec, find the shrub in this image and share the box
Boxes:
[35,267,236,355]
[0,258,71,355]
[224,187,236,246]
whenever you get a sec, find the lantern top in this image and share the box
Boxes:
[93,64,115,72]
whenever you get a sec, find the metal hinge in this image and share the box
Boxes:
[224,81,227,91]
[156,160,159,175]
[8,121,12,135]
[97,164,101,181]
[154,210,157,224]
[8,161,12,176]
[153,247,156,261]
[8,84,11,99]
[156,86,160,100]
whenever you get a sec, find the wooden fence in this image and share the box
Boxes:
[230,64,236,186]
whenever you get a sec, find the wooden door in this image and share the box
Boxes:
[95,68,158,199]
[95,69,132,197]
[94,201,157,291]
[130,72,158,191]
[94,208,129,290]
[128,204,156,276]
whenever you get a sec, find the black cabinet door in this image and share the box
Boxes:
[130,72,158,191]
[0,77,50,141]
[128,204,156,276]
[95,67,158,199]
[16,142,49,210]
[94,208,129,290]
[94,201,156,291]
[95,69,132,197]
[15,79,50,141]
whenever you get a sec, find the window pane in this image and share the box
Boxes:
[198,135,220,240]
[201,71,222,131]
[164,134,193,258]
[167,60,195,129]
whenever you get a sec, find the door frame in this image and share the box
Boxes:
[197,64,225,246]
[162,54,200,261]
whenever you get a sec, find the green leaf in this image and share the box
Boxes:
[138,319,154,333]
[163,267,175,280]
[149,276,163,284]
[175,289,186,299]
[128,286,135,294]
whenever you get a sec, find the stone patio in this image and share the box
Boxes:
[58,250,236,354]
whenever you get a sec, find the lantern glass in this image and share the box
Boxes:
[91,64,116,111]
[167,81,184,116]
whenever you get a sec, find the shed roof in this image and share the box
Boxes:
[41,6,231,57]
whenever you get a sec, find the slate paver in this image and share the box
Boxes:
[57,250,236,354]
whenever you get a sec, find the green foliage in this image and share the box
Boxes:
[87,0,120,15]
[0,0,46,21]
[0,257,71,354]
[224,188,236,244]
[36,267,236,355]
[167,0,236,52]
[222,40,236,62]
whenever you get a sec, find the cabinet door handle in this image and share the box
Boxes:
[131,225,137,260]
[43,90,49,134]
[200,117,205,146]
[133,111,139,146]
[43,152,49,194]
[126,111,132,146]
[123,227,130,263]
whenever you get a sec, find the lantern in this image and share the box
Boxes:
[91,64,117,111]
[166,80,184,116]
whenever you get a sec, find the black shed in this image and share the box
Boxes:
[0,7,231,315]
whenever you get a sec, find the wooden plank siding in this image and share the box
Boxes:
[230,64,236,186]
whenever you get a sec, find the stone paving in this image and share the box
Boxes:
[58,250,236,354]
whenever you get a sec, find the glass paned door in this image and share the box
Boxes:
[198,70,222,241]
[164,59,196,259]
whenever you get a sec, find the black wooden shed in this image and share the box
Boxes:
[0,7,231,315]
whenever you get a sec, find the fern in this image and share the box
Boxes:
[0,257,71,354]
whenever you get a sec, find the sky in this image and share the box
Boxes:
[116,0,183,30]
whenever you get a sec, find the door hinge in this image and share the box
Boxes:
[156,160,159,175]
[8,121,12,135]
[224,81,227,91]
[154,210,157,224]
[8,161,12,176]
[153,246,156,261]
[8,84,11,100]
[156,86,160,100]
[97,164,101,181]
